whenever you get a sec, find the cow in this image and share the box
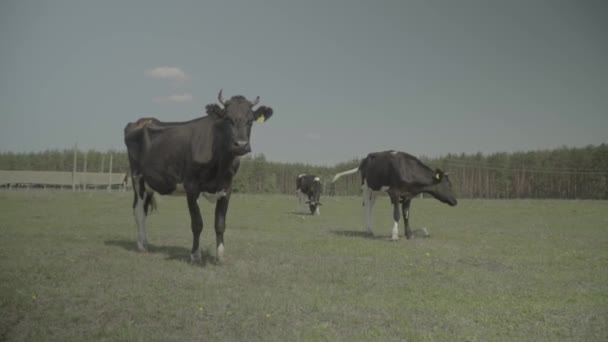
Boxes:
[124,89,274,263]
[331,150,457,240]
[296,174,322,215]
[120,172,130,191]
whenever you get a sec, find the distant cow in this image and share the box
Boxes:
[332,150,457,240]
[124,90,274,263]
[121,172,130,191]
[296,174,322,215]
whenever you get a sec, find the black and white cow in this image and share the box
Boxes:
[296,174,322,215]
[332,150,457,240]
[124,90,274,263]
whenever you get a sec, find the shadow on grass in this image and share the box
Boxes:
[329,230,387,240]
[104,239,215,266]
[286,211,314,216]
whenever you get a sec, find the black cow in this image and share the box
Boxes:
[124,90,274,263]
[296,174,322,215]
[332,150,457,240]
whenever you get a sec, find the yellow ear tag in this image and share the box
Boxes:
[435,173,441,180]
[256,115,265,123]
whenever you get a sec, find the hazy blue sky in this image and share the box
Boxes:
[1,0,606,165]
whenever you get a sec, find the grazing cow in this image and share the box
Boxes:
[124,90,274,263]
[121,172,130,191]
[296,174,322,215]
[332,150,457,240]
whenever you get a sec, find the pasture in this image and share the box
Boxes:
[1,191,606,341]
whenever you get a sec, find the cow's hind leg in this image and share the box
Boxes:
[401,199,412,239]
[132,175,150,251]
[214,193,231,264]
[362,185,377,235]
[187,192,203,263]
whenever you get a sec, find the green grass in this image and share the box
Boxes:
[1,191,607,341]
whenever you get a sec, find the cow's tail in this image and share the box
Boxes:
[332,167,359,183]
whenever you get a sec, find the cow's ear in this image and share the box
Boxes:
[206,104,225,119]
[254,106,273,123]
[434,169,443,182]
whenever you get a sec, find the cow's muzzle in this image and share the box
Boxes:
[232,141,251,155]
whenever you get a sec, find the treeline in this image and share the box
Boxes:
[425,144,608,200]
[1,144,607,199]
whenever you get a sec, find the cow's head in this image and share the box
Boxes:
[206,89,274,156]
[305,179,322,215]
[305,200,322,215]
[427,169,458,206]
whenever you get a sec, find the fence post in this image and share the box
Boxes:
[72,143,78,192]
[82,152,87,191]
[107,153,113,192]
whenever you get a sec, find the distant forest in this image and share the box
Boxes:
[1,144,607,199]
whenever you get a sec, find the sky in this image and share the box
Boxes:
[1,0,607,165]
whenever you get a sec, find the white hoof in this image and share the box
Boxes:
[217,243,225,264]
[136,241,148,252]
[190,249,202,263]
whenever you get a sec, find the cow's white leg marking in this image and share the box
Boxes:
[217,243,225,264]
[315,206,320,215]
[391,221,399,241]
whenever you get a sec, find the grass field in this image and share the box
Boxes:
[1,191,607,341]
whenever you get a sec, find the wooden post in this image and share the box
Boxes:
[72,143,78,191]
[107,153,113,192]
[82,152,88,191]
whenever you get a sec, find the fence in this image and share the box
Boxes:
[0,170,129,191]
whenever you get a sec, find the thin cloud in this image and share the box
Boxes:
[153,93,193,104]
[145,66,190,82]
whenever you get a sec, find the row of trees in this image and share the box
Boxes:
[1,144,607,199]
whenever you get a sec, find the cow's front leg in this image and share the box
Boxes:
[391,199,400,241]
[132,174,150,251]
[187,191,203,263]
[401,199,412,239]
[296,189,303,212]
[214,192,231,264]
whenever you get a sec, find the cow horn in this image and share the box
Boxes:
[251,96,260,106]
[218,89,227,106]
